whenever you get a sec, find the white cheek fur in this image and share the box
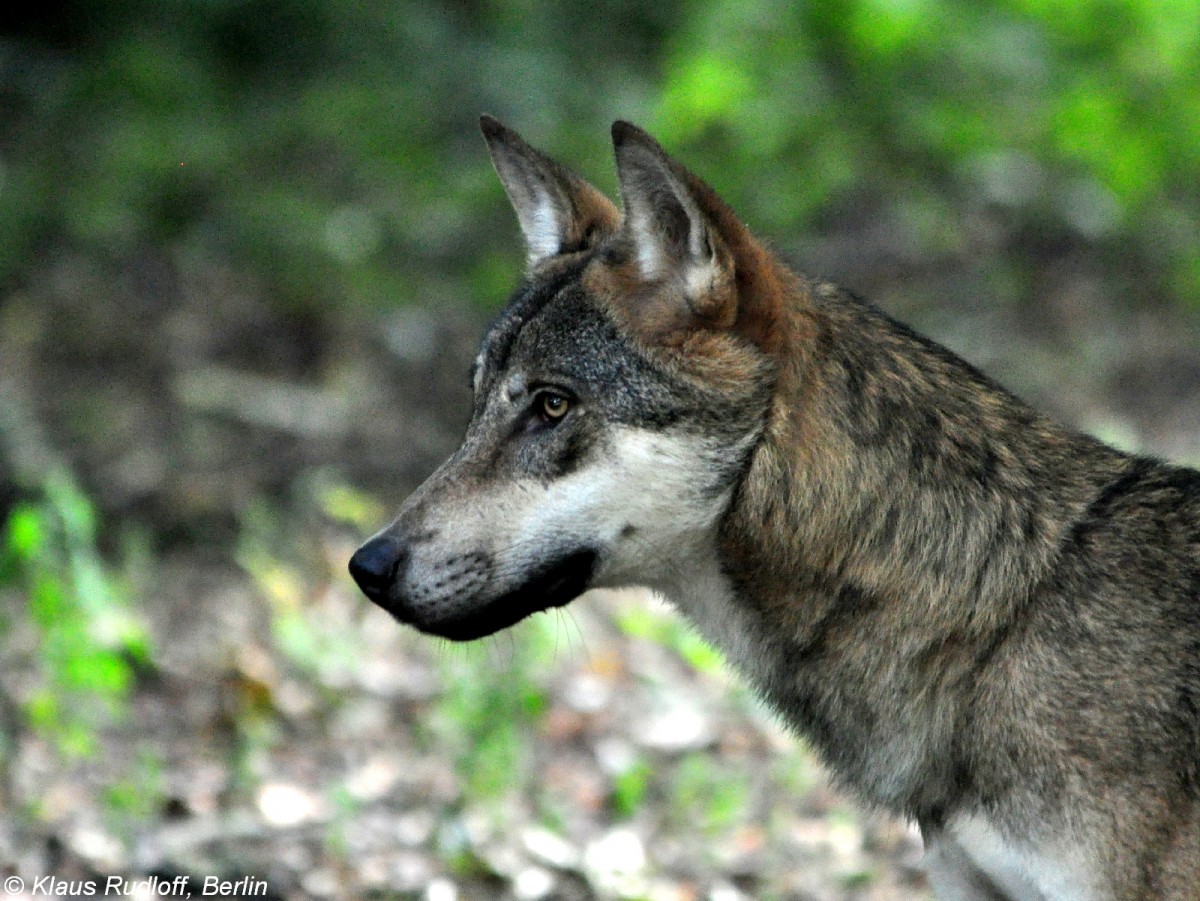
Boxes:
[407,426,732,594]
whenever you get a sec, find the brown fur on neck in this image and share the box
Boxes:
[716,271,1127,819]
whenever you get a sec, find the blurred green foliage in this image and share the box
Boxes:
[0,471,151,757]
[101,745,167,834]
[668,751,752,836]
[615,600,727,676]
[610,755,654,820]
[427,625,556,802]
[236,497,362,686]
[2,0,1198,310]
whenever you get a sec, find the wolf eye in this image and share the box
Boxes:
[537,391,571,422]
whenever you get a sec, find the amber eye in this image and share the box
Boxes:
[538,392,571,422]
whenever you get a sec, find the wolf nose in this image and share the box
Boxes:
[349,535,406,604]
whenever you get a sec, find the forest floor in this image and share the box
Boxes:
[1,235,1198,900]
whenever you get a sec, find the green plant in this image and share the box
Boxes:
[102,744,167,834]
[0,470,151,757]
[613,600,727,677]
[425,615,571,803]
[235,497,362,686]
[668,751,751,836]
[610,756,654,819]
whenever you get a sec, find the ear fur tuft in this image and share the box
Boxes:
[480,117,619,270]
[479,113,505,139]
[610,120,735,326]
[610,120,642,148]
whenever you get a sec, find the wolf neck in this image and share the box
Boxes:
[708,282,1121,819]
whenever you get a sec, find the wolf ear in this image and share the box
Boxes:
[611,121,737,328]
[481,115,620,270]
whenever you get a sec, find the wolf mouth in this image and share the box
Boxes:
[424,548,598,641]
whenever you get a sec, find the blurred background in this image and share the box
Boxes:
[1,1,1198,898]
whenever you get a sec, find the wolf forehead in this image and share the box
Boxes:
[471,255,733,427]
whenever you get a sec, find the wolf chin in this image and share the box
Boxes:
[350,116,1200,899]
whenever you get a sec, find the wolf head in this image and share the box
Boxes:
[349,118,786,640]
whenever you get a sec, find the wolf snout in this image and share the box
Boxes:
[348,534,408,605]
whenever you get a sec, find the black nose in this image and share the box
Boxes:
[348,535,406,604]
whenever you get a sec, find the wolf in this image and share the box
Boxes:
[349,116,1200,899]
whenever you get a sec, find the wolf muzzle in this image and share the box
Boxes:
[349,532,599,641]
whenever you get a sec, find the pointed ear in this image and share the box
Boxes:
[611,121,736,327]
[480,115,620,269]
